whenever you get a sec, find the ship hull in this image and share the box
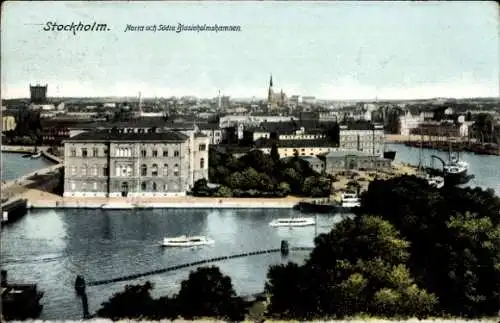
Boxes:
[444,170,474,185]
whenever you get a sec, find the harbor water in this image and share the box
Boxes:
[1,145,499,319]
[1,152,54,181]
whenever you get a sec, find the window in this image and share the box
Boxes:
[198,144,206,151]
[103,148,108,156]
[152,150,158,157]
[151,164,158,177]
[141,149,147,157]
[70,148,76,157]
[91,165,98,176]
[163,150,168,157]
[200,158,205,169]
[152,182,157,191]
[92,148,98,157]
[141,164,147,176]
[163,164,168,176]
[82,148,88,157]
[141,181,147,191]
[70,181,76,190]
[93,182,98,190]
[174,164,179,176]
[71,165,77,176]
[81,165,87,176]
[164,183,168,191]
[174,150,180,157]
[103,167,109,177]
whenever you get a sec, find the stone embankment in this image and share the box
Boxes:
[384,134,475,143]
[27,194,303,209]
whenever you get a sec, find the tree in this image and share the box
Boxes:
[175,266,246,321]
[360,176,500,317]
[270,142,280,164]
[97,282,156,320]
[267,215,437,319]
[191,178,212,196]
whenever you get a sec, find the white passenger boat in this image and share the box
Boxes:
[161,235,215,247]
[340,193,361,208]
[269,217,316,227]
[30,152,42,159]
[100,203,136,209]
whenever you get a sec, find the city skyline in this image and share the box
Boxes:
[1,1,498,100]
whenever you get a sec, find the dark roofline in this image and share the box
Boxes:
[64,130,189,143]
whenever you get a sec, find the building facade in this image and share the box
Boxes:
[323,151,391,173]
[63,129,209,198]
[339,123,384,157]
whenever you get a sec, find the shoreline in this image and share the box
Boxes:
[22,190,304,209]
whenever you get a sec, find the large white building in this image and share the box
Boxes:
[63,129,209,198]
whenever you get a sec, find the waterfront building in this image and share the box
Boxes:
[323,150,391,172]
[1,115,16,132]
[398,111,423,136]
[254,138,339,159]
[339,122,384,157]
[63,128,209,197]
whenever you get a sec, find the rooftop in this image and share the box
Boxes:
[323,150,379,158]
[65,130,189,142]
[254,138,337,148]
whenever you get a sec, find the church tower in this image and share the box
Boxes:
[267,74,275,112]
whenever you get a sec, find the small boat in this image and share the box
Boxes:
[340,193,360,208]
[100,203,136,209]
[426,175,445,189]
[269,217,316,227]
[30,152,42,159]
[161,235,214,247]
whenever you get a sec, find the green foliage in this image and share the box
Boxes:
[206,148,329,197]
[360,175,500,317]
[97,281,156,320]
[175,266,246,321]
[266,215,436,319]
[97,266,246,321]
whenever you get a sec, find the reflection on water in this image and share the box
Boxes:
[1,208,338,319]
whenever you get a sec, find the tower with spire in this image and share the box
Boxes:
[267,74,276,112]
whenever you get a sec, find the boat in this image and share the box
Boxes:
[161,235,215,247]
[1,270,44,320]
[100,203,136,209]
[1,199,28,226]
[269,217,316,227]
[293,200,338,213]
[30,152,42,159]
[22,153,32,158]
[442,155,472,185]
[426,175,445,189]
[340,193,361,208]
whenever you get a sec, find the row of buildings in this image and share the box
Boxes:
[61,116,390,197]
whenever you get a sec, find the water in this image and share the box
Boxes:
[1,147,499,319]
[1,208,340,319]
[1,152,54,181]
[386,143,500,195]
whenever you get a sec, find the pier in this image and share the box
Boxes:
[86,246,314,287]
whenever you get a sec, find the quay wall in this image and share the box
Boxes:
[27,196,300,209]
[1,145,52,153]
[384,134,475,143]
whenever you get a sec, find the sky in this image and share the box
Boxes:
[1,1,498,100]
